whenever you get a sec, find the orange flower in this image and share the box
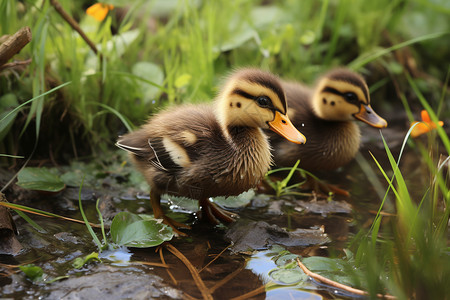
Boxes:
[86,3,114,21]
[410,110,444,138]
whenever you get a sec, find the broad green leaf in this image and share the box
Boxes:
[302,256,345,272]
[110,212,173,248]
[274,253,299,267]
[102,29,140,56]
[132,61,164,102]
[16,167,65,192]
[251,6,282,29]
[19,264,44,281]
[19,263,67,283]
[213,190,255,208]
[269,268,305,285]
[215,24,259,52]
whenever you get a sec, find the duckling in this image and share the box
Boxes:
[117,69,306,235]
[268,68,387,194]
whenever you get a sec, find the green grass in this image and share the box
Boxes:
[350,73,449,298]
[1,0,449,160]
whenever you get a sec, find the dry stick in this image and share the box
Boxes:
[198,243,232,273]
[296,258,397,300]
[0,27,32,67]
[208,266,244,294]
[49,0,101,59]
[230,285,266,300]
[158,246,177,285]
[134,261,169,269]
[165,243,213,300]
[0,58,32,72]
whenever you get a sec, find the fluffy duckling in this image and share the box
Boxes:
[268,69,387,193]
[117,69,306,234]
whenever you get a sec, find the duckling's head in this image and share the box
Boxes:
[217,68,306,144]
[311,69,387,128]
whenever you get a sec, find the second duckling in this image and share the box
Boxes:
[268,69,387,193]
[117,69,305,235]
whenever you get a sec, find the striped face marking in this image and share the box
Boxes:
[312,70,387,127]
[215,68,306,143]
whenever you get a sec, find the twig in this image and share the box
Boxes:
[296,258,397,299]
[165,243,213,300]
[199,243,231,273]
[158,246,177,285]
[49,0,101,59]
[0,58,32,72]
[0,27,32,67]
[182,293,200,300]
[133,261,169,268]
[208,266,244,294]
[230,285,266,300]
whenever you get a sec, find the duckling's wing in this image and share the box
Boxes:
[116,135,180,173]
[146,137,182,172]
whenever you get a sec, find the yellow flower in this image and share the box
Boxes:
[86,3,114,21]
[410,110,444,138]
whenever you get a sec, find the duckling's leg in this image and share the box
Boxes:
[150,189,190,236]
[199,198,236,225]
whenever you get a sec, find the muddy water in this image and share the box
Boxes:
[0,127,433,299]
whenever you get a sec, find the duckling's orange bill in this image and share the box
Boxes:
[354,104,387,128]
[269,111,306,144]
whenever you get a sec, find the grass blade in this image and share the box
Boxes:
[78,178,103,249]
[0,201,100,228]
[0,81,72,124]
[349,31,449,70]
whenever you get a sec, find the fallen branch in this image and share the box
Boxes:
[165,243,213,300]
[0,58,32,72]
[0,27,32,67]
[296,258,396,300]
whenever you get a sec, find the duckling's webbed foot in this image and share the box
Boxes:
[305,175,350,197]
[199,198,237,225]
[150,189,190,236]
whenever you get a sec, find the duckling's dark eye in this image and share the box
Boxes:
[256,96,272,108]
[344,92,359,105]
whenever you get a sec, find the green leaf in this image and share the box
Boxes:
[132,61,164,102]
[269,268,305,285]
[19,264,44,282]
[72,252,101,268]
[175,73,192,89]
[213,190,255,208]
[274,253,299,267]
[110,212,174,248]
[16,167,65,192]
[302,256,345,272]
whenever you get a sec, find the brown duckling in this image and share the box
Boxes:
[117,69,306,235]
[268,69,387,194]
